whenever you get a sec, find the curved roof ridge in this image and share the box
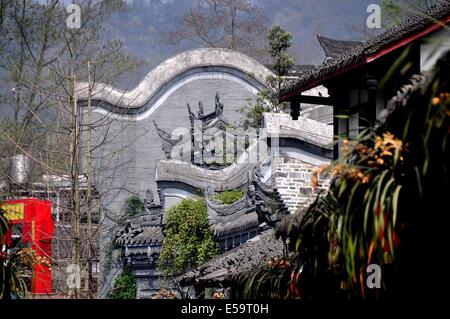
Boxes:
[316,34,363,60]
[76,48,273,109]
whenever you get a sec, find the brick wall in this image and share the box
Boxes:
[274,156,331,214]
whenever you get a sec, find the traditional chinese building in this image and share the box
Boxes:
[76,48,333,298]
[280,2,450,158]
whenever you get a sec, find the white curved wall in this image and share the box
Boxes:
[90,71,262,121]
[76,48,272,111]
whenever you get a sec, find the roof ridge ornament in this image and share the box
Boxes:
[153,120,183,159]
[316,34,363,62]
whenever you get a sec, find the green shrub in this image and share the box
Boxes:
[213,190,245,205]
[124,195,144,216]
[158,198,218,277]
[108,267,137,299]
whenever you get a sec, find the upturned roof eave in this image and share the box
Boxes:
[279,10,450,103]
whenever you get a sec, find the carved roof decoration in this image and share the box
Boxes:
[116,200,164,247]
[153,120,184,159]
[154,92,236,162]
[248,166,283,227]
[317,34,362,62]
[116,224,163,246]
[188,92,225,125]
[153,120,183,144]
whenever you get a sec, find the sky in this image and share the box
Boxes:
[102,0,385,87]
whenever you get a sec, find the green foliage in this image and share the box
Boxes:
[268,25,294,77]
[239,25,293,128]
[239,93,271,129]
[239,256,296,299]
[213,189,245,205]
[158,198,218,277]
[108,267,137,299]
[124,195,144,216]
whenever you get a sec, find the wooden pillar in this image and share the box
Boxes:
[367,78,378,127]
[289,98,301,120]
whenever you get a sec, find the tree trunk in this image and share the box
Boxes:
[69,70,81,299]
[83,61,93,298]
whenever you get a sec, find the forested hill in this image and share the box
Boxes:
[104,0,382,88]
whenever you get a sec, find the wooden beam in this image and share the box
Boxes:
[297,95,335,106]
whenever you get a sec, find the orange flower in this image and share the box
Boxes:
[362,176,370,184]
[432,97,440,106]
[375,136,383,149]
[319,163,331,173]
[311,173,319,189]
[439,92,450,101]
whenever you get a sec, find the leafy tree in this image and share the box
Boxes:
[159,198,218,277]
[0,1,143,299]
[160,0,269,61]
[239,25,294,129]
[108,267,137,299]
[268,26,295,83]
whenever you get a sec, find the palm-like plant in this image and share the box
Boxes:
[239,50,450,299]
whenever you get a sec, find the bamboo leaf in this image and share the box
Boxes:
[346,181,360,216]
[364,188,375,234]
[402,113,412,141]
[338,179,347,199]
[387,223,394,258]
[379,45,411,89]
[380,178,395,214]
[392,185,402,227]
[414,166,423,199]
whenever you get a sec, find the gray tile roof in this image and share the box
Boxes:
[116,224,164,246]
[280,1,450,99]
[178,230,284,286]
[211,212,260,238]
[264,64,317,77]
[317,34,362,62]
